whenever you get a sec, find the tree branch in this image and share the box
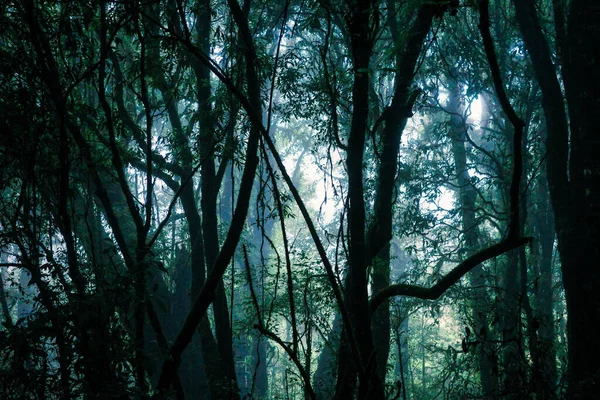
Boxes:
[370,236,532,312]
[478,0,526,238]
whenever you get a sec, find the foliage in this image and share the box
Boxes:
[1,0,591,398]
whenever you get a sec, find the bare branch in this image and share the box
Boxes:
[370,236,532,312]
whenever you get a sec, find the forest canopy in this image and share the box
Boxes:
[1,0,599,398]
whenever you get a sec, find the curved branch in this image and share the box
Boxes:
[370,236,532,312]
[478,0,526,238]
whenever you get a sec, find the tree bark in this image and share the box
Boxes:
[512,0,600,396]
[194,0,240,394]
[530,174,557,398]
[368,2,435,389]
[334,1,381,398]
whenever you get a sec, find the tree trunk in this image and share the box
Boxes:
[194,2,240,395]
[334,1,380,398]
[371,244,391,386]
[530,174,557,398]
[512,0,600,396]
[314,312,342,399]
[447,79,498,397]
[367,1,435,392]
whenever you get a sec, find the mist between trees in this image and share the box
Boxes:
[1,0,599,398]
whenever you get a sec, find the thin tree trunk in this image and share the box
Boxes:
[193,1,240,394]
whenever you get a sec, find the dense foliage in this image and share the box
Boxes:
[1,0,599,398]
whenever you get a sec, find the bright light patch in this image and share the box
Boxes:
[467,96,483,125]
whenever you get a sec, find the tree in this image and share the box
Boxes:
[1,0,574,399]
[512,0,600,396]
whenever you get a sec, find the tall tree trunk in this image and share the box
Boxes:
[371,244,391,386]
[512,0,600,396]
[194,0,240,395]
[516,123,545,398]
[334,1,381,398]
[171,246,209,397]
[447,79,498,397]
[368,1,435,391]
[500,214,530,398]
[530,174,557,398]
[179,183,231,400]
[501,176,524,397]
